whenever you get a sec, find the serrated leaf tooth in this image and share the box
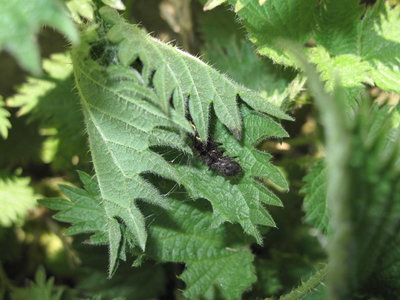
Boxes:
[90,232,108,245]
[243,221,262,244]
[246,150,288,190]
[253,181,283,207]
[77,171,99,195]
[239,89,293,121]
[189,93,211,141]
[38,198,71,210]
[153,64,174,113]
[251,205,276,228]
[244,114,289,145]
[64,221,102,235]
[59,184,92,202]
[107,217,122,277]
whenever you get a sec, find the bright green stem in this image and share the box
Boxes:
[275,265,328,300]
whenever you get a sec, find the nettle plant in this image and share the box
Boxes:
[2,0,400,299]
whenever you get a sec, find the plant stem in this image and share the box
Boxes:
[275,264,328,300]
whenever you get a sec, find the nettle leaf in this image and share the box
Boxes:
[39,172,131,276]
[311,0,400,93]
[41,174,256,299]
[308,46,373,91]
[178,104,288,243]
[0,97,11,139]
[301,159,329,234]
[6,53,87,171]
[228,0,400,94]
[73,38,192,251]
[11,267,64,300]
[0,173,38,227]
[227,0,317,66]
[145,197,256,300]
[100,7,291,141]
[199,9,300,108]
[71,6,290,251]
[203,38,300,107]
[0,0,78,75]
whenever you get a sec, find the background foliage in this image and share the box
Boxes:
[1,0,400,299]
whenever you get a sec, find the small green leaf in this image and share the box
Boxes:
[11,267,64,300]
[72,7,290,250]
[229,0,400,94]
[6,53,87,171]
[0,97,11,139]
[72,52,189,249]
[178,105,287,243]
[145,198,257,300]
[0,0,78,75]
[200,9,299,107]
[101,6,290,140]
[39,172,134,277]
[301,159,329,234]
[227,0,316,66]
[0,173,38,227]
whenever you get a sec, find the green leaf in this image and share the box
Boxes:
[72,7,290,250]
[6,53,88,171]
[39,172,132,276]
[0,173,38,227]
[312,0,400,93]
[7,53,74,116]
[0,97,11,139]
[177,104,288,243]
[301,159,329,234]
[227,0,317,66]
[0,0,78,75]
[41,173,256,298]
[308,46,373,91]
[229,0,400,93]
[145,197,257,300]
[199,9,300,108]
[72,52,191,251]
[11,267,64,300]
[100,6,291,141]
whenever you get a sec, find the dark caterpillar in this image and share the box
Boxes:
[192,132,242,177]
